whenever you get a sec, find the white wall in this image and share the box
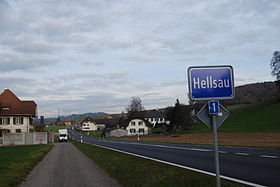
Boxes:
[3,132,48,146]
[126,119,149,136]
[0,116,33,134]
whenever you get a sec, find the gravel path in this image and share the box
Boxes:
[20,142,121,187]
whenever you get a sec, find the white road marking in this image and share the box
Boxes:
[96,140,213,152]
[260,155,279,159]
[79,139,266,187]
[218,151,227,154]
[191,148,212,152]
[235,152,250,156]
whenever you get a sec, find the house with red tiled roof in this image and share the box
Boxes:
[0,89,37,136]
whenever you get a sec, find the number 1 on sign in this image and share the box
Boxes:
[212,103,216,112]
[208,101,220,114]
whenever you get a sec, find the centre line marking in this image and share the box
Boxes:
[235,152,250,156]
[98,140,213,152]
[260,155,279,159]
[218,151,227,154]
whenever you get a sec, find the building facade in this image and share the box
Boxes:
[0,89,37,136]
[143,110,169,127]
[126,118,149,136]
[81,117,105,131]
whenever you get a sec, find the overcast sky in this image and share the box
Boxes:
[0,0,279,117]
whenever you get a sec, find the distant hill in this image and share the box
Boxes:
[45,112,108,123]
[223,81,279,105]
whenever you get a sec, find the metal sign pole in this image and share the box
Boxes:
[212,114,221,187]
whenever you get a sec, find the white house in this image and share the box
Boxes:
[125,118,151,136]
[0,89,37,136]
[143,110,169,128]
[81,117,105,131]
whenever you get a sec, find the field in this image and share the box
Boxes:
[119,132,280,148]
[71,140,242,187]
[81,131,102,138]
[0,144,53,187]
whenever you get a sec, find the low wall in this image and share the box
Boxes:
[3,132,49,146]
[107,129,128,137]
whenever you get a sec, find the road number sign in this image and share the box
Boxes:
[187,66,234,100]
[208,101,220,114]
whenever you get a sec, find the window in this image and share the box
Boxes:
[4,118,10,125]
[13,117,24,125]
[131,122,136,126]
[138,121,143,126]
[130,129,136,133]
[0,118,10,125]
[16,129,21,133]
[139,128,144,133]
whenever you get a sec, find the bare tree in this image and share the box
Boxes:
[126,96,144,115]
[271,51,280,80]
[271,51,280,96]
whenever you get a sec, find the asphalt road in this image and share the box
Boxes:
[69,129,280,187]
[20,142,121,187]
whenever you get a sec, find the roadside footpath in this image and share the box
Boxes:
[20,142,121,187]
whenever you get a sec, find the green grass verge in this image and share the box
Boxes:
[189,98,280,133]
[44,125,68,132]
[71,140,243,187]
[0,144,53,187]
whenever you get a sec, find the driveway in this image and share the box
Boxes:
[20,142,121,187]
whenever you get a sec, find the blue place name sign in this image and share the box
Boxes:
[187,66,235,100]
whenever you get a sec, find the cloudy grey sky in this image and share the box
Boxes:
[0,0,279,117]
